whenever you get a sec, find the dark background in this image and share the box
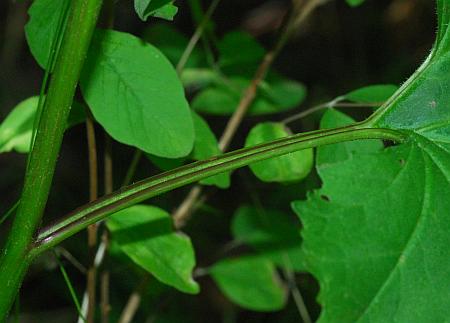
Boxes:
[0,0,436,321]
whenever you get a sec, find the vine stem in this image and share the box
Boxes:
[0,0,103,319]
[30,124,405,257]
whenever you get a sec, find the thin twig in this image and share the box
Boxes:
[122,149,143,187]
[118,275,151,323]
[281,99,382,125]
[101,133,114,323]
[173,185,203,228]
[176,0,222,74]
[85,114,98,323]
[100,232,111,323]
[283,256,312,323]
[55,247,87,274]
[104,135,114,194]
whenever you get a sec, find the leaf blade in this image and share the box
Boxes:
[80,29,195,158]
[107,205,199,294]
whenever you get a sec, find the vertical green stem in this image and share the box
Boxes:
[0,0,103,319]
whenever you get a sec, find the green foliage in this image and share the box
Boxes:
[245,122,313,183]
[0,97,39,153]
[134,0,178,21]
[24,0,70,69]
[192,76,306,116]
[5,0,450,321]
[191,31,306,115]
[80,29,195,158]
[107,205,199,294]
[25,4,195,158]
[232,206,305,271]
[217,31,265,73]
[345,84,398,104]
[210,257,287,311]
[0,97,84,153]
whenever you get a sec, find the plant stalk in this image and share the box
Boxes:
[31,124,405,257]
[0,0,103,319]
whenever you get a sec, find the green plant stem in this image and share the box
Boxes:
[0,0,103,319]
[30,124,405,257]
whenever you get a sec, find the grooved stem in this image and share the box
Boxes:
[0,0,103,319]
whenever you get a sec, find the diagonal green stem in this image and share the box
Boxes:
[0,0,103,319]
[31,123,406,257]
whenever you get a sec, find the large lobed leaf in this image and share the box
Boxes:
[292,2,450,321]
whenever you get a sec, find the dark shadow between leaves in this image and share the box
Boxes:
[112,217,171,245]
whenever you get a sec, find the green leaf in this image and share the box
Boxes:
[24,0,70,69]
[134,0,178,21]
[181,68,221,89]
[80,29,194,158]
[245,122,313,183]
[142,23,204,68]
[345,0,365,7]
[107,205,199,294]
[150,2,178,20]
[292,3,450,320]
[231,206,305,272]
[293,140,450,322]
[0,97,39,153]
[0,97,85,154]
[191,112,230,189]
[192,77,306,116]
[345,84,399,104]
[217,31,266,75]
[210,257,287,311]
